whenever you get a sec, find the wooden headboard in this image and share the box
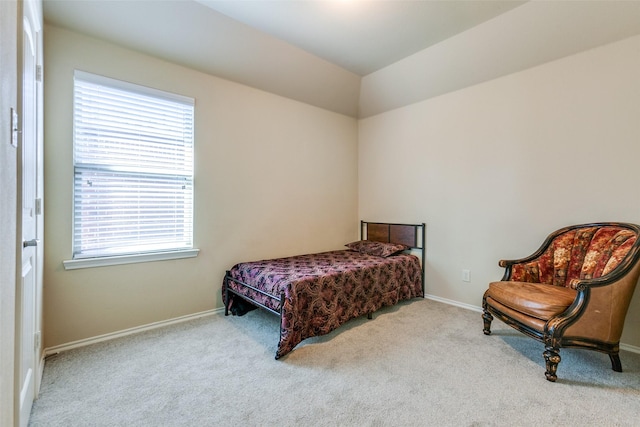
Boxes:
[361,221,424,249]
[361,221,426,295]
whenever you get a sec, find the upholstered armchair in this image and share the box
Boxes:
[482,222,640,382]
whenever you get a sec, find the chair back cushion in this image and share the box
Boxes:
[511,226,638,287]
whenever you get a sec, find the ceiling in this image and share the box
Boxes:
[43,1,640,118]
[43,0,526,76]
[194,0,525,76]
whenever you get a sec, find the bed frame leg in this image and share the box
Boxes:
[224,273,230,316]
[367,313,372,320]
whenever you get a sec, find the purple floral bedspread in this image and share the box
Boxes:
[224,250,423,358]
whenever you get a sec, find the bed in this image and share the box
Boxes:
[222,221,426,359]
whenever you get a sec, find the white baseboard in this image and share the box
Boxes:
[619,343,640,354]
[44,308,222,357]
[424,294,640,355]
[425,293,483,313]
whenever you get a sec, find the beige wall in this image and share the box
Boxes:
[43,25,358,348]
[359,34,640,347]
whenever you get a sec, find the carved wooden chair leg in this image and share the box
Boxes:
[609,353,622,372]
[543,346,561,382]
[482,310,493,335]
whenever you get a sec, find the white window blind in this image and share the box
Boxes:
[72,71,194,259]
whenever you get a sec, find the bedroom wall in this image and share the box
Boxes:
[358,34,640,348]
[43,25,358,348]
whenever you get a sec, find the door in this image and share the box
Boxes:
[18,0,42,425]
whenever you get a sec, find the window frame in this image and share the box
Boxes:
[63,71,198,270]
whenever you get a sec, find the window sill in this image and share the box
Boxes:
[62,249,200,270]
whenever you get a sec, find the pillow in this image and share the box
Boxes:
[345,240,409,258]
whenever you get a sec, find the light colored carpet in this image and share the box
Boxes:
[30,299,640,426]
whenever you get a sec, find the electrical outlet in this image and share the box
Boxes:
[462,269,470,282]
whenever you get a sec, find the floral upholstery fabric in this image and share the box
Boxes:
[225,250,422,358]
[511,226,637,287]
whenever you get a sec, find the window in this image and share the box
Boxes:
[65,71,196,269]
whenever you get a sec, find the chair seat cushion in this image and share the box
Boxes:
[486,281,577,321]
